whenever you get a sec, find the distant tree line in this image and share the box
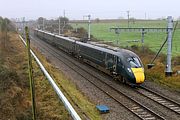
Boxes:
[0,17,15,49]
[0,17,16,32]
[37,17,72,33]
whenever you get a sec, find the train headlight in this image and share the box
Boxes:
[142,68,144,72]
[127,68,132,73]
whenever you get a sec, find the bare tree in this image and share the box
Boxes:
[0,18,10,49]
[95,18,100,23]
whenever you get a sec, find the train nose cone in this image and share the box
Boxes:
[131,68,145,84]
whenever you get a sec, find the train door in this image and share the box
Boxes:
[117,57,126,77]
[105,53,113,71]
[72,41,76,55]
[113,56,117,73]
[75,44,81,58]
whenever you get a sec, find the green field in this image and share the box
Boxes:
[70,20,180,56]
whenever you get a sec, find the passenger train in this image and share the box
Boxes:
[34,29,145,85]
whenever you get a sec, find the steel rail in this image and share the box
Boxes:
[138,86,180,115]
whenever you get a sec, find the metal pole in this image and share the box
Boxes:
[19,18,21,31]
[63,10,66,18]
[23,17,25,37]
[141,28,145,52]
[15,18,17,31]
[88,15,91,41]
[75,23,78,33]
[59,16,61,35]
[165,16,173,76]
[127,11,130,28]
[43,18,44,30]
[0,20,1,33]
[25,26,36,120]
[62,21,66,33]
[115,28,120,45]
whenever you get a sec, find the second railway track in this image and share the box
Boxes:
[136,86,180,115]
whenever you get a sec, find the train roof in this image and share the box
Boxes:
[36,29,55,37]
[77,41,118,53]
[117,49,139,59]
[76,41,138,58]
[55,34,75,42]
[35,29,75,43]
[77,41,139,59]
[35,29,139,58]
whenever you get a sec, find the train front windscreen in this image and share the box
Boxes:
[127,57,142,68]
[127,57,145,84]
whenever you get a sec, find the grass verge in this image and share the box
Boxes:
[0,32,72,119]
[32,45,102,120]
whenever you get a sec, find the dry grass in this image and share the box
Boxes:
[130,45,180,91]
[0,32,72,119]
[0,32,32,120]
[32,46,102,120]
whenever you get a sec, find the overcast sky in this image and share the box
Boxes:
[0,0,179,20]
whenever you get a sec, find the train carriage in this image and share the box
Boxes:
[54,35,75,53]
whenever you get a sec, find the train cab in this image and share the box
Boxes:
[127,56,145,84]
[116,50,145,85]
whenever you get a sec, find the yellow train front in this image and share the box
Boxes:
[115,49,145,85]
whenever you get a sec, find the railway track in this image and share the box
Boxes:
[29,36,90,120]
[30,35,166,120]
[136,86,180,115]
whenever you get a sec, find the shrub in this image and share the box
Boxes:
[0,66,19,91]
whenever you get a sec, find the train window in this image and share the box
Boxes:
[118,58,121,63]
[106,54,113,62]
[127,57,142,68]
[107,54,112,59]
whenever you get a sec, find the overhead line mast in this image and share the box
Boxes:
[59,16,61,35]
[127,11,130,28]
[83,15,91,41]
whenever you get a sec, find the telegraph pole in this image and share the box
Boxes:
[5,19,7,46]
[25,26,36,120]
[0,19,1,33]
[165,16,173,76]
